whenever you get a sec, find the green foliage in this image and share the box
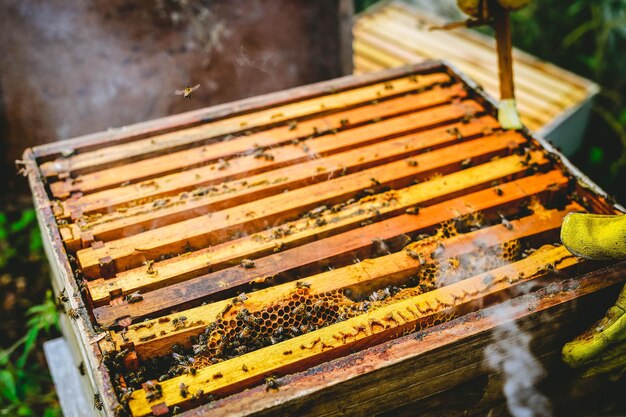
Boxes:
[0,208,60,416]
[510,0,626,204]
[0,292,60,416]
[0,209,42,269]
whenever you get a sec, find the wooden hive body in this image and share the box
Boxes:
[24,61,624,417]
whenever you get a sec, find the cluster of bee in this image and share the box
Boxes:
[144,380,163,402]
[108,211,534,408]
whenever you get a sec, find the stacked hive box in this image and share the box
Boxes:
[25,61,624,416]
[353,1,599,155]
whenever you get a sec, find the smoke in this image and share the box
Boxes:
[424,212,553,417]
[484,302,553,417]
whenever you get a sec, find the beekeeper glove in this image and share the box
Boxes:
[561,213,626,379]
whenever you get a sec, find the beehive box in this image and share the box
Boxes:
[353,1,599,156]
[24,61,625,417]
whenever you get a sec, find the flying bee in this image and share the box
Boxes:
[174,84,200,99]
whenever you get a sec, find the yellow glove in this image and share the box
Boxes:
[561,213,626,379]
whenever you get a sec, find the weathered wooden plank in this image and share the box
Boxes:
[102,202,576,361]
[56,97,484,221]
[63,114,498,250]
[353,54,384,73]
[352,35,549,130]
[40,72,451,179]
[198,264,625,417]
[126,244,580,416]
[371,5,587,101]
[75,134,532,279]
[384,2,592,97]
[353,28,562,123]
[92,169,568,322]
[50,84,468,199]
[85,150,550,304]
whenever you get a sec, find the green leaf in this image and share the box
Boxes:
[9,209,36,233]
[589,146,604,164]
[43,407,60,417]
[17,403,33,416]
[29,228,43,256]
[0,370,18,403]
[16,327,39,369]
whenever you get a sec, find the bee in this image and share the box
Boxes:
[172,316,187,329]
[265,376,280,392]
[446,127,463,140]
[217,158,230,171]
[406,249,425,264]
[460,158,473,169]
[57,288,69,304]
[144,381,163,402]
[144,260,157,276]
[499,212,513,230]
[93,393,103,410]
[405,206,420,215]
[125,291,143,304]
[233,292,248,305]
[174,84,200,99]
[288,120,298,131]
[240,259,255,269]
[78,361,86,376]
[431,243,445,258]
[66,308,80,320]
[273,241,285,253]
[242,364,249,372]
[219,304,233,318]
[179,382,189,398]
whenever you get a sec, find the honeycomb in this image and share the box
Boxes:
[185,214,523,369]
[117,212,527,391]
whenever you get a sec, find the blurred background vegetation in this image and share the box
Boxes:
[0,210,60,416]
[509,0,626,205]
[1,0,624,415]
